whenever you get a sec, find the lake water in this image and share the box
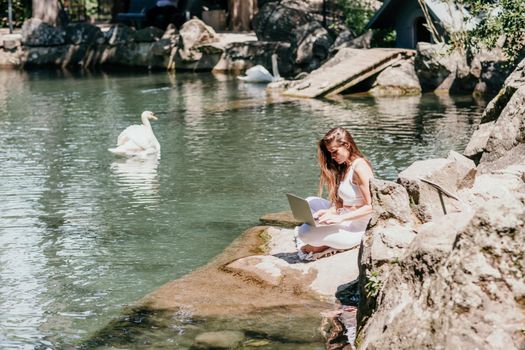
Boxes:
[0,69,484,349]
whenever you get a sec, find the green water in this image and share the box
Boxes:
[0,69,484,349]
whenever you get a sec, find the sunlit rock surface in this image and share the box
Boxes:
[356,55,525,350]
[369,58,421,96]
[82,224,357,349]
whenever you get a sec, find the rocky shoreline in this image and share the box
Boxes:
[0,0,511,99]
[356,57,525,349]
[81,221,361,349]
[80,55,525,349]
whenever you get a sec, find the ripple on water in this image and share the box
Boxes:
[0,70,484,348]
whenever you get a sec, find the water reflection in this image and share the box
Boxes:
[110,156,160,204]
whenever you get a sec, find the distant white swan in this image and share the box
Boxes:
[238,54,282,83]
[108,111,160,157]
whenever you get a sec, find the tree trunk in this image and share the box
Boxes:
[32,0,60,25]
[228,0,257,32]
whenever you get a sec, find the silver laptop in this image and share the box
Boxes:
[286,193,327,227]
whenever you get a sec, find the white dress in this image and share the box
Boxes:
[297,158,371,249]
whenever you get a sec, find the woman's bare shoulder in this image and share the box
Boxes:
[354,159,374,178]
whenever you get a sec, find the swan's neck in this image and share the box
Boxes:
[271,55,280,79]
[142,116,152,129]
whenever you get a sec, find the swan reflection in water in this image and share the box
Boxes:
[110,155,160,203]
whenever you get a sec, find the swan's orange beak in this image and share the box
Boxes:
[150,114,158,120]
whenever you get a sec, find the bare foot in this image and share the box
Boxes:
[301,244,329,253]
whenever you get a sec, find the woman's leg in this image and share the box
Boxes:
[298,223,365,250]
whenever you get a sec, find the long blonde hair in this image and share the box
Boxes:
[317,127,368,208]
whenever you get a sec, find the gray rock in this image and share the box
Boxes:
[480,57,525,124]
[369,58,421,96]
[463,121,495,160]
[446,150,477,189]
[329,29,356,54]
[478,144,525,174]
[330,30,376,54]
[414,42,467,93]
[65,22,104,45]
[471,47,510,97]
[98,42,166,69]
[21,18,66,47]
[1,34,22,51]
[259,211,301,228]
[369,225,417,266]
[357,190,525,350]
[292,21,333,71]
[223,226,361,298]
[461,165,525,213]
[161,23,179,43]
[105,24,135,46]
[252,0,312,43]
[478,84,525,168]
[177,18,219,62]
[0,45,24,67]
[151,38,173,56]
[369,179,414,226]
[194,330,244,349]
[252,0,332,72]
[357,179,418,322]
[133,26,164,43]
[397,157,475,223]
[24,46,69,66]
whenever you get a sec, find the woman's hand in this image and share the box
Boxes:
[318,212,344,224]
[313,208,334,219]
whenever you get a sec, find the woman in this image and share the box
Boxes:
[297,127,374,259]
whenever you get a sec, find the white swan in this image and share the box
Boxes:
[108,111,160,158]
[238,54,282,83]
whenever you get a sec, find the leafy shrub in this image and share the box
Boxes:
[1,0,31,29]
[338,0,375,35]
[364,270,382,299]
[459,0,525,63]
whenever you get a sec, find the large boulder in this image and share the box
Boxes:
[396,151,476,223]
[357,165,525,350]
[358,179,417,322]
[0,36,24,67]
[369,58,421,96]
[223,226,361,299]
[464,57,525,170]
[329,30,372,54]
[21,18,66,47]
[252,0,312,43]
[65,22,105,45]
[471,44,510,97]
[478,85,525,169]
[105,24,135,46]
[23,46,69,66]
[292,21,333,72]
[177,18,219,62]
[132,26,165,43]
[252,0,333,73]
[415,43,467,91]
[357,52,525,349]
